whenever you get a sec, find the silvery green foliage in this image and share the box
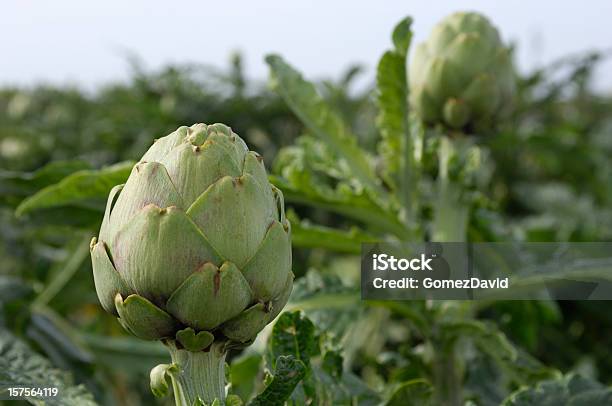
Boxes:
[0,330,97,406]
[502,374,612,405]
[91,123,293,350]
[409,12,515,130]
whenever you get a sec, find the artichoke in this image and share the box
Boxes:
[90,123,293,351]
[409,12,515,130]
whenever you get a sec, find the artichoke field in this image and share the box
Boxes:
[2,8,612,406]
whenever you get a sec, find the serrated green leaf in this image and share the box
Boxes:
[375,17,418,230]
[15,161,134,216]
[248,355,306,406]
[392,17,413,56]
[288,270,361,340]
[271,135,406,237]
[321,350,343,380]
[267,311,316,370]
[271,174,406,238]
[265,55,384,197]
[264,286,381,406]
[502,373,612,405]
[376,50,409,187]
[0,329,98,406]
[0,160,91,203]
[290,217,372,254]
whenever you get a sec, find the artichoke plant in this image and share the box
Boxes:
[90,123,293,405]
[409,12,515,130]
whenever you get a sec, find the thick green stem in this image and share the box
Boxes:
[432,180,468,242]
[432,136,468,242]
[432,344,462,406]
[166,341,226,406]
[431,135,469,405]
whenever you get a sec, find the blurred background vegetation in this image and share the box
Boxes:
[1,46,612,405]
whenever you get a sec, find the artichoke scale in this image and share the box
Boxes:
[268,271,294,322]
[90,238,130,316]
[106,161,184,240]
[159,135,245,207]
[241,220,292,302]
[186,174,275,268]
[114,293,179,340]
[166,262,252,331]
[220,302,271,343]
[99,183,123,244]
[111,204,222,304]
[141,125,189,162]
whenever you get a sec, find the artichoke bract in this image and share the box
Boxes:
[91,123,293,351]
[409,12,515,130]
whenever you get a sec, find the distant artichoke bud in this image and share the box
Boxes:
[409,12,515,131]
[91,123,293,351]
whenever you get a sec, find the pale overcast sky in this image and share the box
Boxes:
[2,1,612,90]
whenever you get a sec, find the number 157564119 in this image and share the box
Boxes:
[6,387,59,399]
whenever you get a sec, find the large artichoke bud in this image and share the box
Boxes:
[90,123,293,351]
[409,12,515,130]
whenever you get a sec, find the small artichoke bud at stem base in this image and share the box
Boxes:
[90,123,293,405]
